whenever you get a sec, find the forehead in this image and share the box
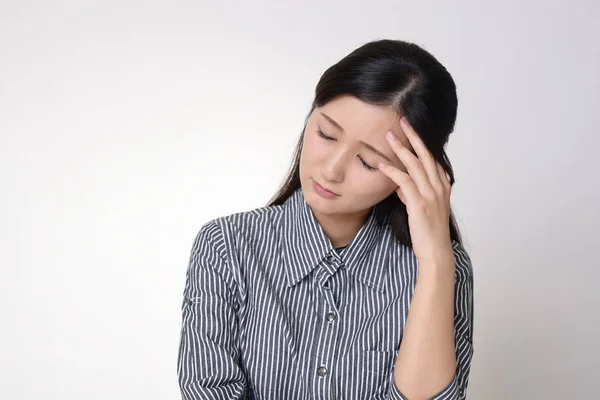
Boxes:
[316,95,407,144]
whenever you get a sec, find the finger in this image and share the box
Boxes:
[399,118,445,193]
[378,162,421,207]
[397,186,407,203]
[385,130,434,198]
[436,162,451,192]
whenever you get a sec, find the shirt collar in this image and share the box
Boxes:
[280,187,390,293]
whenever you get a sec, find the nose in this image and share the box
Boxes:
[320,150,346,183]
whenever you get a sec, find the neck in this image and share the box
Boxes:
[311,207,372,248]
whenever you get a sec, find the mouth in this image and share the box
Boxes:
[313,179,340,196]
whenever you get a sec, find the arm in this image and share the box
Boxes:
[177,221,247,399]
[389,242,474,400]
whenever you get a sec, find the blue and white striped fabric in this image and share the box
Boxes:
[177,186,474,399]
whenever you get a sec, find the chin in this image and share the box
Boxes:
[303,186,337,213]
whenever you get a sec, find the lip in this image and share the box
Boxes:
[312,179,340,198]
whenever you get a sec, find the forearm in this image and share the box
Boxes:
[392,254,457,399]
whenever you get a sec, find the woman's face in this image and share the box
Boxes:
[299,95,412,217]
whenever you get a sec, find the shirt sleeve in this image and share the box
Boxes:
[386,241,475,400]
[177,220,247,399]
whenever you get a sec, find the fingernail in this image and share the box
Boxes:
[378,163,386,169]
[386,131,396,141]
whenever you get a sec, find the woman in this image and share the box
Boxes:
[177,39,474,400]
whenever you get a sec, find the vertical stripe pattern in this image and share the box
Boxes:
[177,187,474,399]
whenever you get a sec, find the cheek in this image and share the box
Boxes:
[302,132,328,162]
[356,172,397,197]
[341,175,394,211]
[300,133,322,175]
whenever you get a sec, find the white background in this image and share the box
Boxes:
[1,0,598,398]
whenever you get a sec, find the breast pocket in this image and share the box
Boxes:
[361,349,397,375]
[342,348,397,397]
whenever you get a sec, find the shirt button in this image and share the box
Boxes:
[317,366,328,377]
[325,255,333,264]
[325,312,337,322]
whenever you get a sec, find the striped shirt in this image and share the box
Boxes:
[177,187,474,399]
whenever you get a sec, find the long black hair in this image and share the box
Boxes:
[267,39,463,248]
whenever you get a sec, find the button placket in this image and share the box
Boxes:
[313,252,341,389]
[319,253,337,292]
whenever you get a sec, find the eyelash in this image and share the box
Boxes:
[317,129,378,172]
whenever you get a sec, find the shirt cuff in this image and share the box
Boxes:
[388,372,459,400]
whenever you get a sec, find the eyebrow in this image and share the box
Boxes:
[319,112,392,162]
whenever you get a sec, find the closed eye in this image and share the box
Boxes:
[358,157,377,171]
[317,129,334,141]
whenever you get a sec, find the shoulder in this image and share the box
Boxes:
[451,240,474,282]
[192,201,286,254]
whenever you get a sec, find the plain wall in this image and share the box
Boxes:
[1,0,598,398]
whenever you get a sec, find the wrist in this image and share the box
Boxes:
[417,247,455,269]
